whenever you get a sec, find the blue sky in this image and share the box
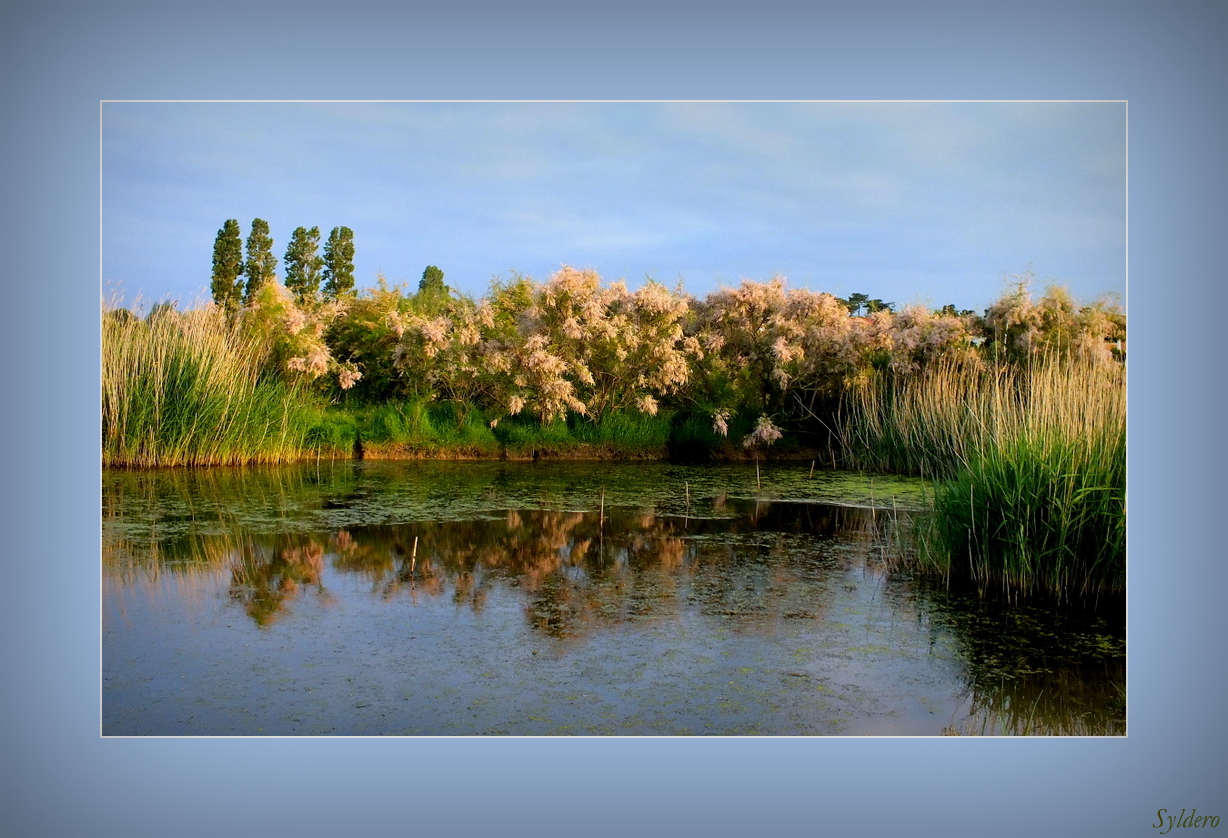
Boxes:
[102,101,1126,313]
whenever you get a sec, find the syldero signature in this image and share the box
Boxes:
[1154,810,1221,833]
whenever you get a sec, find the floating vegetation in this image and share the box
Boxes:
[103,461,1122,736]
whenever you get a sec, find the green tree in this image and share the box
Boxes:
[419,265,448,295]
[243,218,276,303]
[284,226,324,305]
[843,292,870,316]
[210,219,245,312]
[322,226,356,300]
[146,300,179,321]
[323,275,411,402]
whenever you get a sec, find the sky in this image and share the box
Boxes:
[101,101,1126,314]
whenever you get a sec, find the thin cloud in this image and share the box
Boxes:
[101,101,1125,313]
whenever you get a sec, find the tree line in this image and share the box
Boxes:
[200,218,1123,447]
[210,219,986,325]
[211,218,356,311]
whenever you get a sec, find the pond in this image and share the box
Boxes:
[102,460,1125,736]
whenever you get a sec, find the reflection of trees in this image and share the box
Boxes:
[372,509,695,634]
[327,501,896,639]
[104,486,903,637]
[227,535,328,626]
[145,502,886,636]
[682,500,889,627]
[105,468,1126,734]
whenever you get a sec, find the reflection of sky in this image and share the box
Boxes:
[102,102,1125,314]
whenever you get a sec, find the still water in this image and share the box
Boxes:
[102,461,1124,736]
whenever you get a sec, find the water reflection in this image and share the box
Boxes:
[228,535,330,626]
[102,463,1124,735]
[109,501,889,634]
[923,586,1126,736]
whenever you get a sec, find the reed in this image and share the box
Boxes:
[102,306,317,466]
[841,356,1125,602]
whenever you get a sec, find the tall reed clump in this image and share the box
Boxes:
[103,306,317,466]
[842,356,1125,603]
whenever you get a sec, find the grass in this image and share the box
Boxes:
[841,356,1125,603]
[568,410,673,450]
[300,401,674,459]
[487,409,673,457]
[334,399,502,456]
[103,306,318,466]
[668,410,750,460]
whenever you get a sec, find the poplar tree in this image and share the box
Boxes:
[322,226,355,299]
[243,218,276,303]
[418,265,448,296]
[284,225,324,305]
[210,219,244,312]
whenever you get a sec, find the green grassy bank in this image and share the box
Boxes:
[309,400,678,461]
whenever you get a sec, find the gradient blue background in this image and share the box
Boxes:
[3,1,1224,836]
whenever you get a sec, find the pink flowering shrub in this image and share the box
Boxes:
[240,281,360,392]
[214,265,1121,458]
[389,293,485,406]
[691,277,865,419]
[743,414,784,449]
[983,274,1125,364]
[866,303,980,377]
[398,267,699,425]
[323,276,435,402]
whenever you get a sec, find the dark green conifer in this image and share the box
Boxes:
[418,265,448,295]
[243,218,276,303]
[322,226,356,299]
[284,226,324,305]
[210,219,244,312]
